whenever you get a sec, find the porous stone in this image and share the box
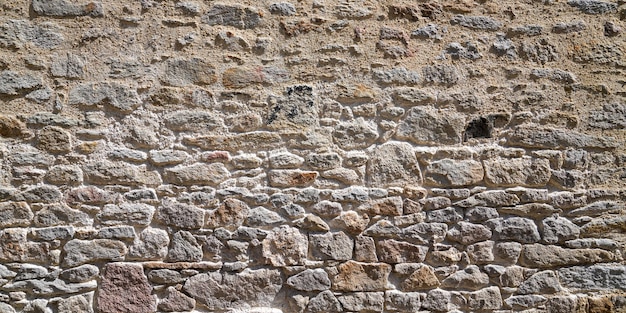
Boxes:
[367,142,422,187]
[69,82,141,112]
[447,222,492,245]
[558,264,626,291]
[487,217,541,243]
[424,159,484,187]
[206,198,249,229]
[262,226,308,266]
[32,0,103,17]
[202,4,261,29]
[97,263,155,313]
[484,157,551,187]
[97,203,155,226]
[310,231,354,261]
[517,270,562,295]
[156,201,204,229]
[396,107,465,145]
[400,264,440,291]
[162,58,217,87]
[158,286,196,312]
[332,261,392,292]
[0,202,33,227]
[60,265,99,283]
[63,239,127,267]
[164,163,230,186]
[168,230,203,262]
[286,269,331,291]
[520,244,614,268]
[337,292,385,312]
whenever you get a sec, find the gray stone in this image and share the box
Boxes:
[124,189,158,202]
[568,0,617,14]
[333,118,379,149]
[427,207,463,224]
[32,0,103,17]
[183,269,282,310]
[148,269,184,284]
[60,265,99,283]
[14,264,48,281]
[0,303,16,313]
[397,107,464,145]
[269,2,296,15]
[305,290,342,313]
[391,88,434,105]
[467,241,495,264]
[567,200,624,217]
[505,295,547,309]
[424,159,484,187]
[445,41,482,60]
[83,161,161,186]
[499,203,561,218]
[63,239,127,267]
[487,217,541,244]
[494,242,522,265]
[468,286,502,310]
[412,23,444,40]
[108,148,148,162]
[0,201,32,227]
[202,4,261,29]
[335,0,373,19]
[520,244,614,268]
[162,58,217,87]
[422,64,460,85]
[441,265,489,290]
[310,231,353,261]
[0,229,55,264]
[97,203,155,226]
[158,286,196,312]
[402,222,447,244]
[267,85,317,130]
[9,150,54,167]
[450,15,502,30]
[385,290,421,312]
[306,153,341,170]
[0,20,64,49]
[373,68,420,85]
[484,157,551,187]
[2,278,96,296]
[45,165,83,185]
[97,263,155,313]
[18,185,63,202]
[357,196,403,216]
[269,152,304,169]
[553,21,586,33]
[246,206,285,226]
[422,289,452,312]
[129,227,169,260]
[286,269,331,291]
[262,226,308,266]
[367,142,422,187]
[465,206,499,222]
[589,103,626,129]
[69,82,140,112]
[505,125,619,149]
[34,204,91,227]
[156,201,204,229]
[56,292,94,313]
[97,226,135,240]
[564,238,618,250]
[558,264,626,290]
[447,222,492,245]
[66,185,117,206]
[517,270,562,294]
[148,150,189,166]
[51,52,85,78]
[164,163,230,186]
[337,292,384,312]
[168,230,202,262]
[31,226,74,241]
[0,71,42,96]
[541,216,580,244]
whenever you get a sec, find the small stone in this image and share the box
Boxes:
[0,20,64,49]
[468,286,502,310]
[32,0,103,17]
[269,2,296,15]
[148,150,189,166]
[46,165,83,185]
[18,185,63,202]
[51,52,85,78]
[553,21,586,33]
[157,201,204,229]
[333,118,379,149]
[377,239,428,263]
[37,126,71,153]
[97,263,155,313]
[541,216,580,244]
[231,154,263,169]
[372,68,420,85]
[505,125,618,150]
[505,295,547,309]
[310,231,353,261]
[97,226,135,240]
[246,206,285,226]
[424,159,484,187]
[162,58,217,87]
[335,0,373,19]
[467,241,495,264]
[0,202,32,227]
[441,265,489,290]
[63,239,127,267]
[60,265,99,283]
[422,289,452,312]
[158,286,196,312]
[520,244,614,268]
[206,198,249,229]
[168,230,202,262]
[465,206,499,222]
[337,292,385,312]
[447,222,492,245]
[412,23,444,40]
[367,142,422,187]
[0,115,29,138]
[354,235,378,262]
[332,261,391,292]
[31,226,74,241]
[268,170,318,187]
[97,203,155,226]
[0,71,42,96]
[385,290,421,312]
[568,0,617,14]
[202,4,261,29]
[567,201,624,217]
[305,290,342,313]
[164,163,230,186]
[517,270,562,294]
[487,217,541,244]
[223,66,289,89]
[450,15,502,30]
[69,82,140,112]
[262,226,308,266]
[269,152,304,169]
[34,203,91,227]
[400,264,440,291]
[129,227,169,260]
[396,107,465,145]
[494,242,522,265]
[558,264,626,291]
[484,157,551,187]
[426,207,463,224]
[57,293,94,313]
[286,269,331,291]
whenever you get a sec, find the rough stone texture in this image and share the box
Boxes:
[97,263,155,313]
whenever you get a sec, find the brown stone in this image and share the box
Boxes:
[262,225,308,266]
[38,125,72,153]
[97,263,156,313]
[0,115,28,137]
[205,198,249,229]
[520,244,614,268]
[377,239,428,263]
[358,196,403,216]
[332,261,392,292]
[401,265,440,291]
[268,169,318,187]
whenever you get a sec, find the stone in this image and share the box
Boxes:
[246,206,285,226]
[206,198,249,229]
[63,239,127,267]
[97,203,155,226]
[202,4,261,29]
[268,170,318,187]
[505,295,547,309]
[158,286,196,312]
[484,157,551,187]
[450,15,502,30]
[403,222,448,244]
[183,269,282,310]
[332,261,391,292]
[0,201,32,227]
[377,239,428,263]
[57,292,94,313]
[520,244,614,268]
[0,19,64,49]
[32,0,103,17]
[467,286,502,310]
[400,264,440,291]
[37,126,71,153]
[269,2,296,16]
[51,52,85,78]
[34,204,90,227]
[373,68,420,85]
[168,230,202,262]
[553,21,587,33]
[269,152,304,168]
[427,207,463,224]
[465,206,499,222]
[505,125,619,149]
[18,185,63,202]
[354,235,378,262]
[83,161,161,186]
[589,103,626,129]
[164,163,230,186]
[358,196,403,216]
[447,222,492,245]
[385,291,421,312]
[148,150,189,166]
[424,159,484,187]
[567,201,624,217]
[333,118,379,150]
[422,289,452,312]
[517,270,562,295]
[499,203,561,218]
[565,238,618,250]
[467,241,495,264]
[266,85,317,130]
[335,0,373,19]
[494,242,522,265]
[305,290,342,313]
[2,278,96,296]
[162,58,217,87]
[545,296,578,313]
[184,131,283,151]
[69,82,140,112]
[367,142,422,187]
[446,41,482,60]
[97,263,155,313]
[306,153,341,170]
[337,292,384,312]
[147,269,184,284]
[223,66,289,89]
[31,226,75,241]
[0,71,42,96]
[558,264,626,291]
[108,148,147,162]
[60,265,99,283]
[46,165,83,185]
[487,217,541,243]
[231,153,262,168]
[541,216,580,244]
[396,107,464,145]
[568,0,617,14]
[441,265,489,290]
[286,269,331,291]
[262,226,308,266]
[309,231,353,261]
[156,201,204,229]
[0,115,28,138]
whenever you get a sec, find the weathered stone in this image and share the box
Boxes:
[424,159,484,187]
[0,20,64,49]
[164,163,230,186]
[51,52,85,78]
[262,226,307,266]
[69,82,140,112]
[162,58,217,87]
[499,203,561,218]
[333,118,379,150]
[441,265,489,290]
[565,238,618,250]
[568,0,617,14]
[396,107,465,145]
[156,201,204,230]
[487,217,541,243]
[358,196,403,216]
[451,15,502,30]
[468,286,502,310]
[0,115,29,138]
[306,153,341,170]
[269,152,304,168]
[494,242,522,265]
[147,269,184,284]
[447,222,492,245]
[286,269,331,291]
[337,292,384,312]
[520,244,614,268]
[32,0,103,17]
[517,270,562,295]
[400,264,440,291]
[426,207,463,224]
[96,226,135,240]
[305,290,342,313]
[422,289,452,312]
[148,150,189,166]
[465,206,499,222]
[31,226,75,241]
[373,68,420,85]
[202,4,261,29]
[0,71,42,96]
[333,261,391,292]
[184,131,283,151]
[2,278,96,296]
[484,157,551,187]
[354,235,378,262]
[97,263,155,313]
[108,148,147,163]
[269,2,296,16]
[168,230,202,262]
[63,239,127,267]
[379,240,427,264]
[541,216,580,244]
[223,66,289,89]
[46,165,83,185]
[403,222,448,244]
[558,264,626,291]
[505,125,619,149]
[34,203,90,227]
[57,292,94,313]
[422,64,460,85]
[505,295,547,309]
[183,269,282,310]
[246,206,285,226]
[60,265,99,283]
[268,169,318,187]
[385,290,421,312]
[267,85,317,130]
[310,231,354,261]
[367,142,422,187]
[158,286,196,312]
[0,201,32,227]
[335,0,373,19]
[467,241,495,264]
[205,198,249,229]
[567,200,624,217]
[37,126,71,153]
[97,203,155,226]
[589,103,626,129]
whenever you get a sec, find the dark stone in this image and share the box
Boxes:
[464,116,493,141]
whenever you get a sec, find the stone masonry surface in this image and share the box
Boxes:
[0,0,625,312]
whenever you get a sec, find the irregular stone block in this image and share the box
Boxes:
[286,269,331,291]
[268,169,318,187]
[396,107,465,145]
[2,278,96,296]
[505,295,547,309]
[332,261,392,292]
[202,4,261,29]
[156,201,204,229]
[158,286,196,312]
[424,159,484,187]
[568,0,617,14]
[63,239,127,267]
[505,125,619,149]
[162,58,217,87]
[32,0,103,17]
[223,66,289,89]
[60,264,99,283]
[97,203,155,226]
[450,15,502,30]
[441,265,489,290]
[487,217,541,244]
[31,226,75,241]
[0,201,32,227]
[367,142,422,187]
[0,229,54,264]
[517,270,562,295]
[0,71,42,96]
[558,264,626,290]
[129,227,169,260]
[385,290,421,312]
[164,163,230,186]
[337,292,384,312]
[184,131,283,151]
[37,125,72,153]
[541,216,580,244]
[400,264,440,291]
[484,157,551,187]
[0,20,64,49]
[310,231,353,261]
[168,230,202,262]
[447,222,492,245]
[69,82,140,112]
[305,290,342,313]
[97,263,155,313]
[333,118,379,149]
[262,225,307,266]
[34,203,90,227]
[51,52,85,78]
[520,244,614,268]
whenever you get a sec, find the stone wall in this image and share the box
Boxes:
[0,0,625,312]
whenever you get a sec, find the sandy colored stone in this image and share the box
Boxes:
[332,261,392,292]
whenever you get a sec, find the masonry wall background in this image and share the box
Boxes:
[0,0,625,312]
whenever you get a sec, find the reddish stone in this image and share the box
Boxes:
[97,263,155,313]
